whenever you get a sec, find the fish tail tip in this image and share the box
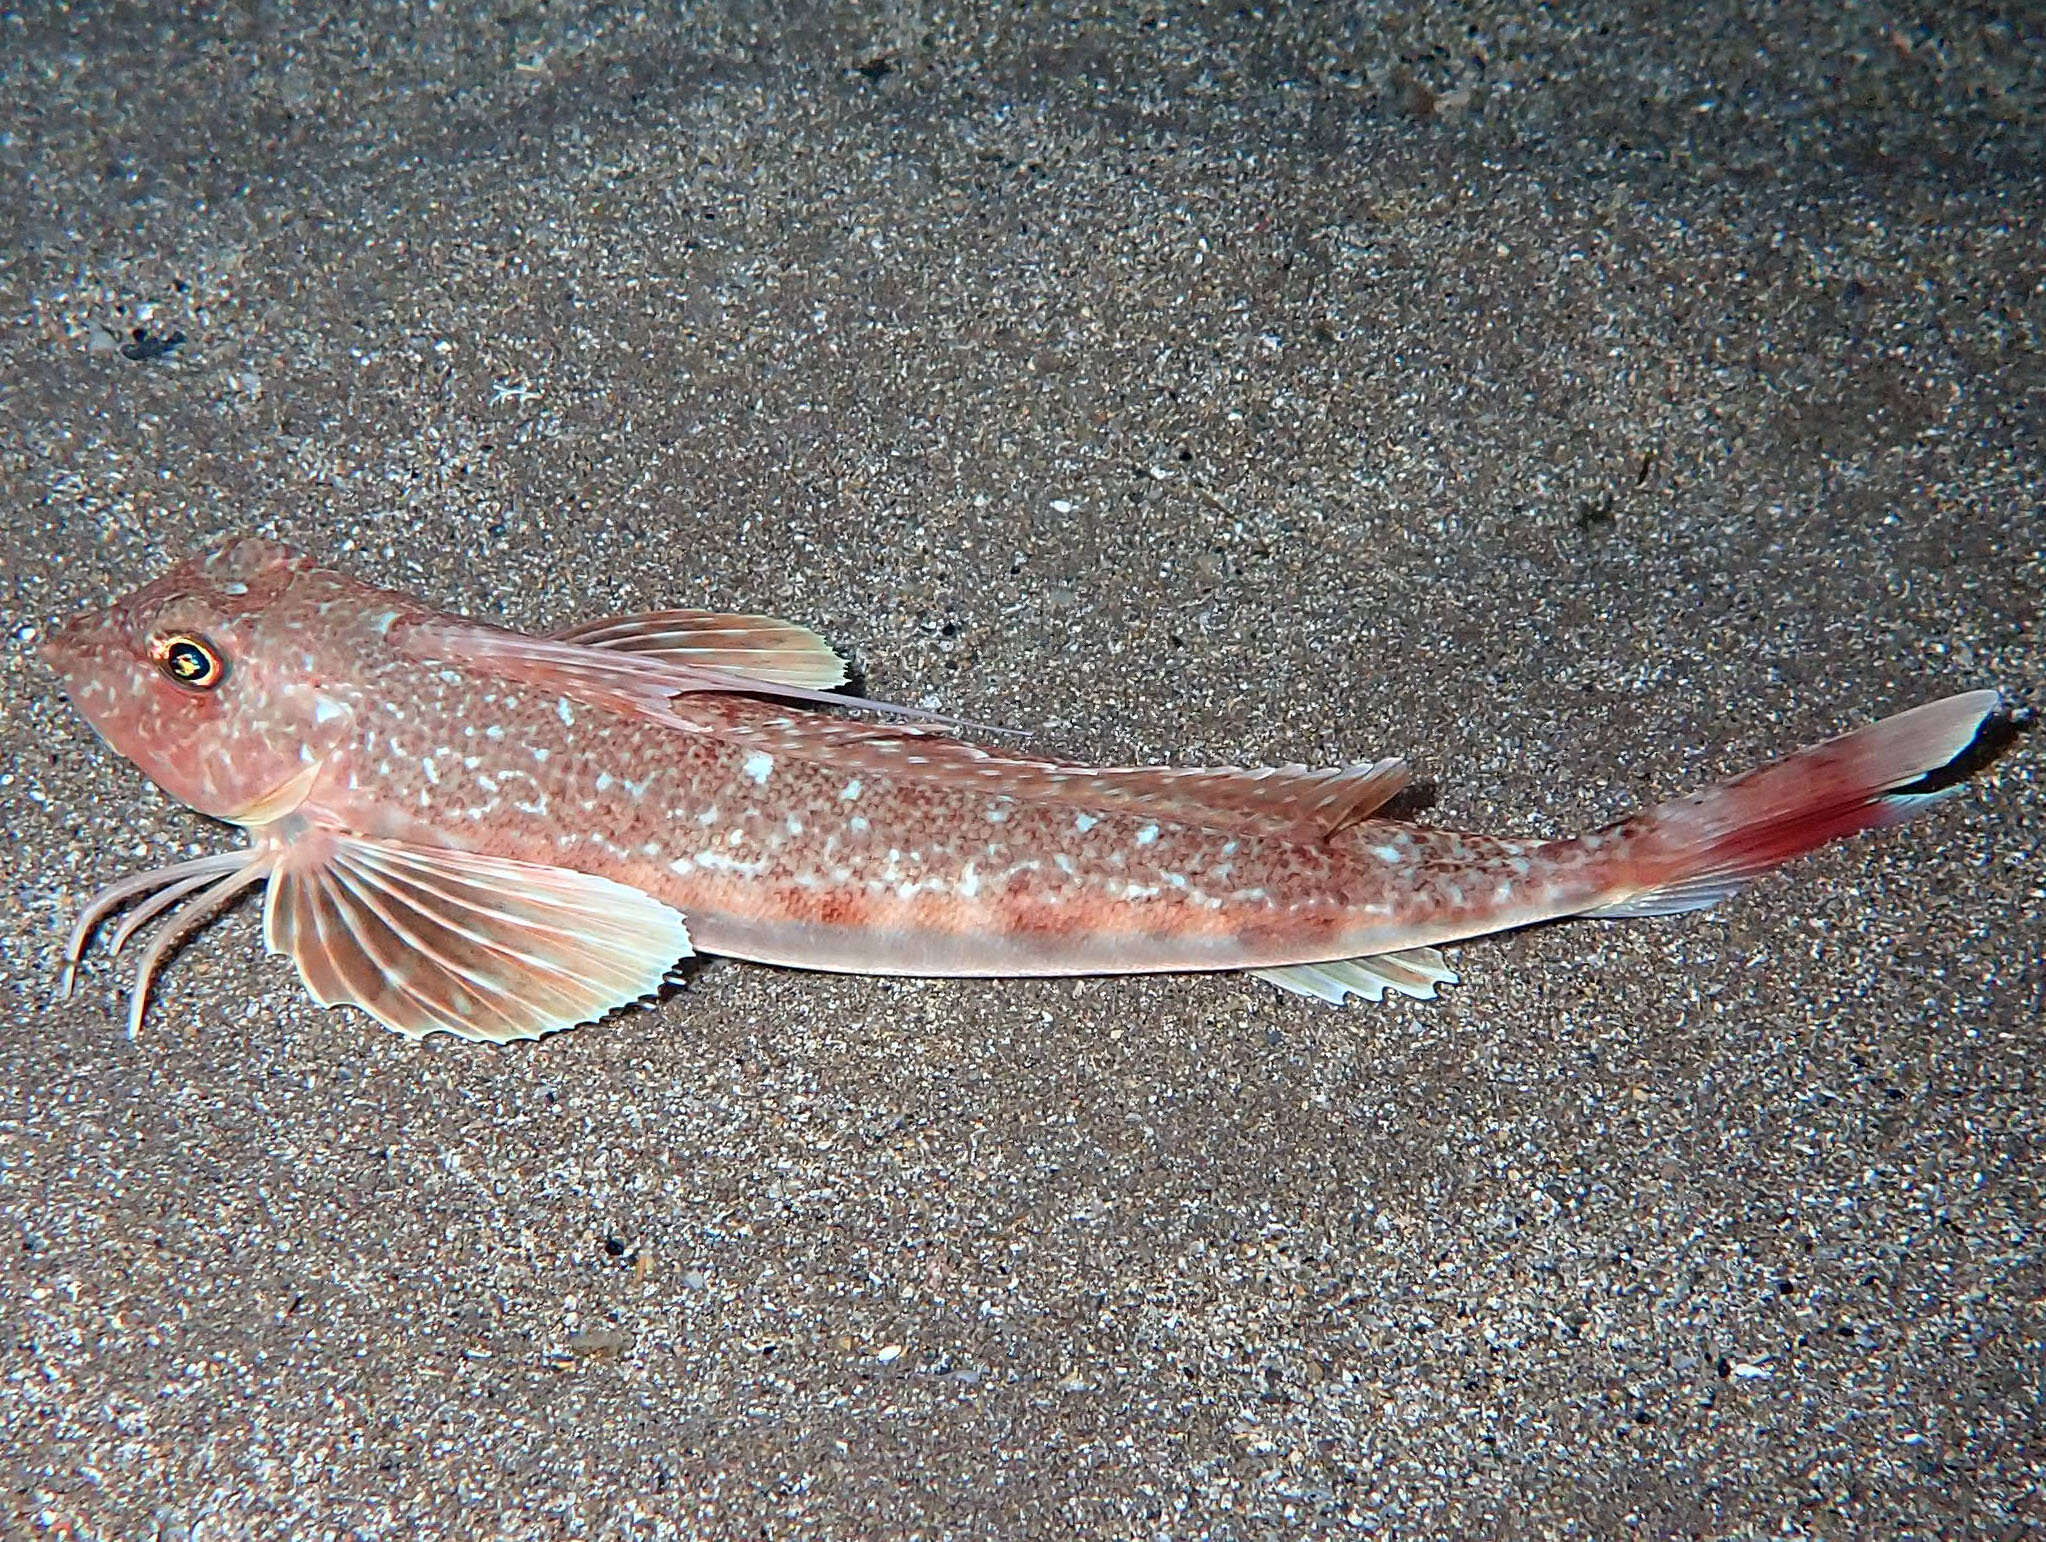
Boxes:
[1875,688,2025,803]
[1587,686,2021,920]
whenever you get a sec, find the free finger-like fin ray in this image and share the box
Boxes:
[57,849,257,998]
[126,860,274,1037]
[263,829,693,1043]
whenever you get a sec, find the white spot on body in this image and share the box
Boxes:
[743,751,775,785]
[595,772,614,792]
[958,864,981,899]
[421,758,440,786]
[531,747,549,763]
[692,851,772,878]
[1135,823,1159,846]
[484,726,504,740]
[840,778,862,802]
[850,815,870,834]
[1371,844,1405,864]
[313,694,347,727]
[786,816,804,836]
[1074,813,1099,834]
[557,698,575,728]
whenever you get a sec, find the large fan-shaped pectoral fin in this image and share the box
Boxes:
[262,830,692,1043]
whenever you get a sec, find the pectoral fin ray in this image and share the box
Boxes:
[263,829,692,1043]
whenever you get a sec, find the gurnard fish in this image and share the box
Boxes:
[42,537,2009,1044]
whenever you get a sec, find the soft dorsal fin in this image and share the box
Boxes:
[550,609,848,690]
[662,698,1411,842]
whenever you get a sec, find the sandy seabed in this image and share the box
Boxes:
[1,6,2040,1538]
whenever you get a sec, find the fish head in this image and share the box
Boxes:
[42,535,380,824]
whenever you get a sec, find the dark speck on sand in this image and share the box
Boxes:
[1,4,2039,1537]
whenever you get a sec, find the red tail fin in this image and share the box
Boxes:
[1585,690,2010,918]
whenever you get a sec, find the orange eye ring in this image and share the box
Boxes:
[150,632,228,690]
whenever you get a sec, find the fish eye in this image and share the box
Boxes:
[149,632,228,690]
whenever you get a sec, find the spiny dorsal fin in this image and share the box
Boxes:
[403,616,962,727]
[550,609,848,690]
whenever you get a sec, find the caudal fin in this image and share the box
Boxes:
[1584,690,2013,919]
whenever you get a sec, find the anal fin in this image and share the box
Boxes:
[1252,946,1459,1005]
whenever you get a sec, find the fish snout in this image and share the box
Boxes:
[37,630,73,675]
[37,613,89,675]
[36,608,116,688]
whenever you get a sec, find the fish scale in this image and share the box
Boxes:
[41,536,2010,1044]
[313,654,1563,978]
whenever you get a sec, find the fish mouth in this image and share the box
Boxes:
[229,762,324,829]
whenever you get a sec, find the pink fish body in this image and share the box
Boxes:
[43,537,2009,1043]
